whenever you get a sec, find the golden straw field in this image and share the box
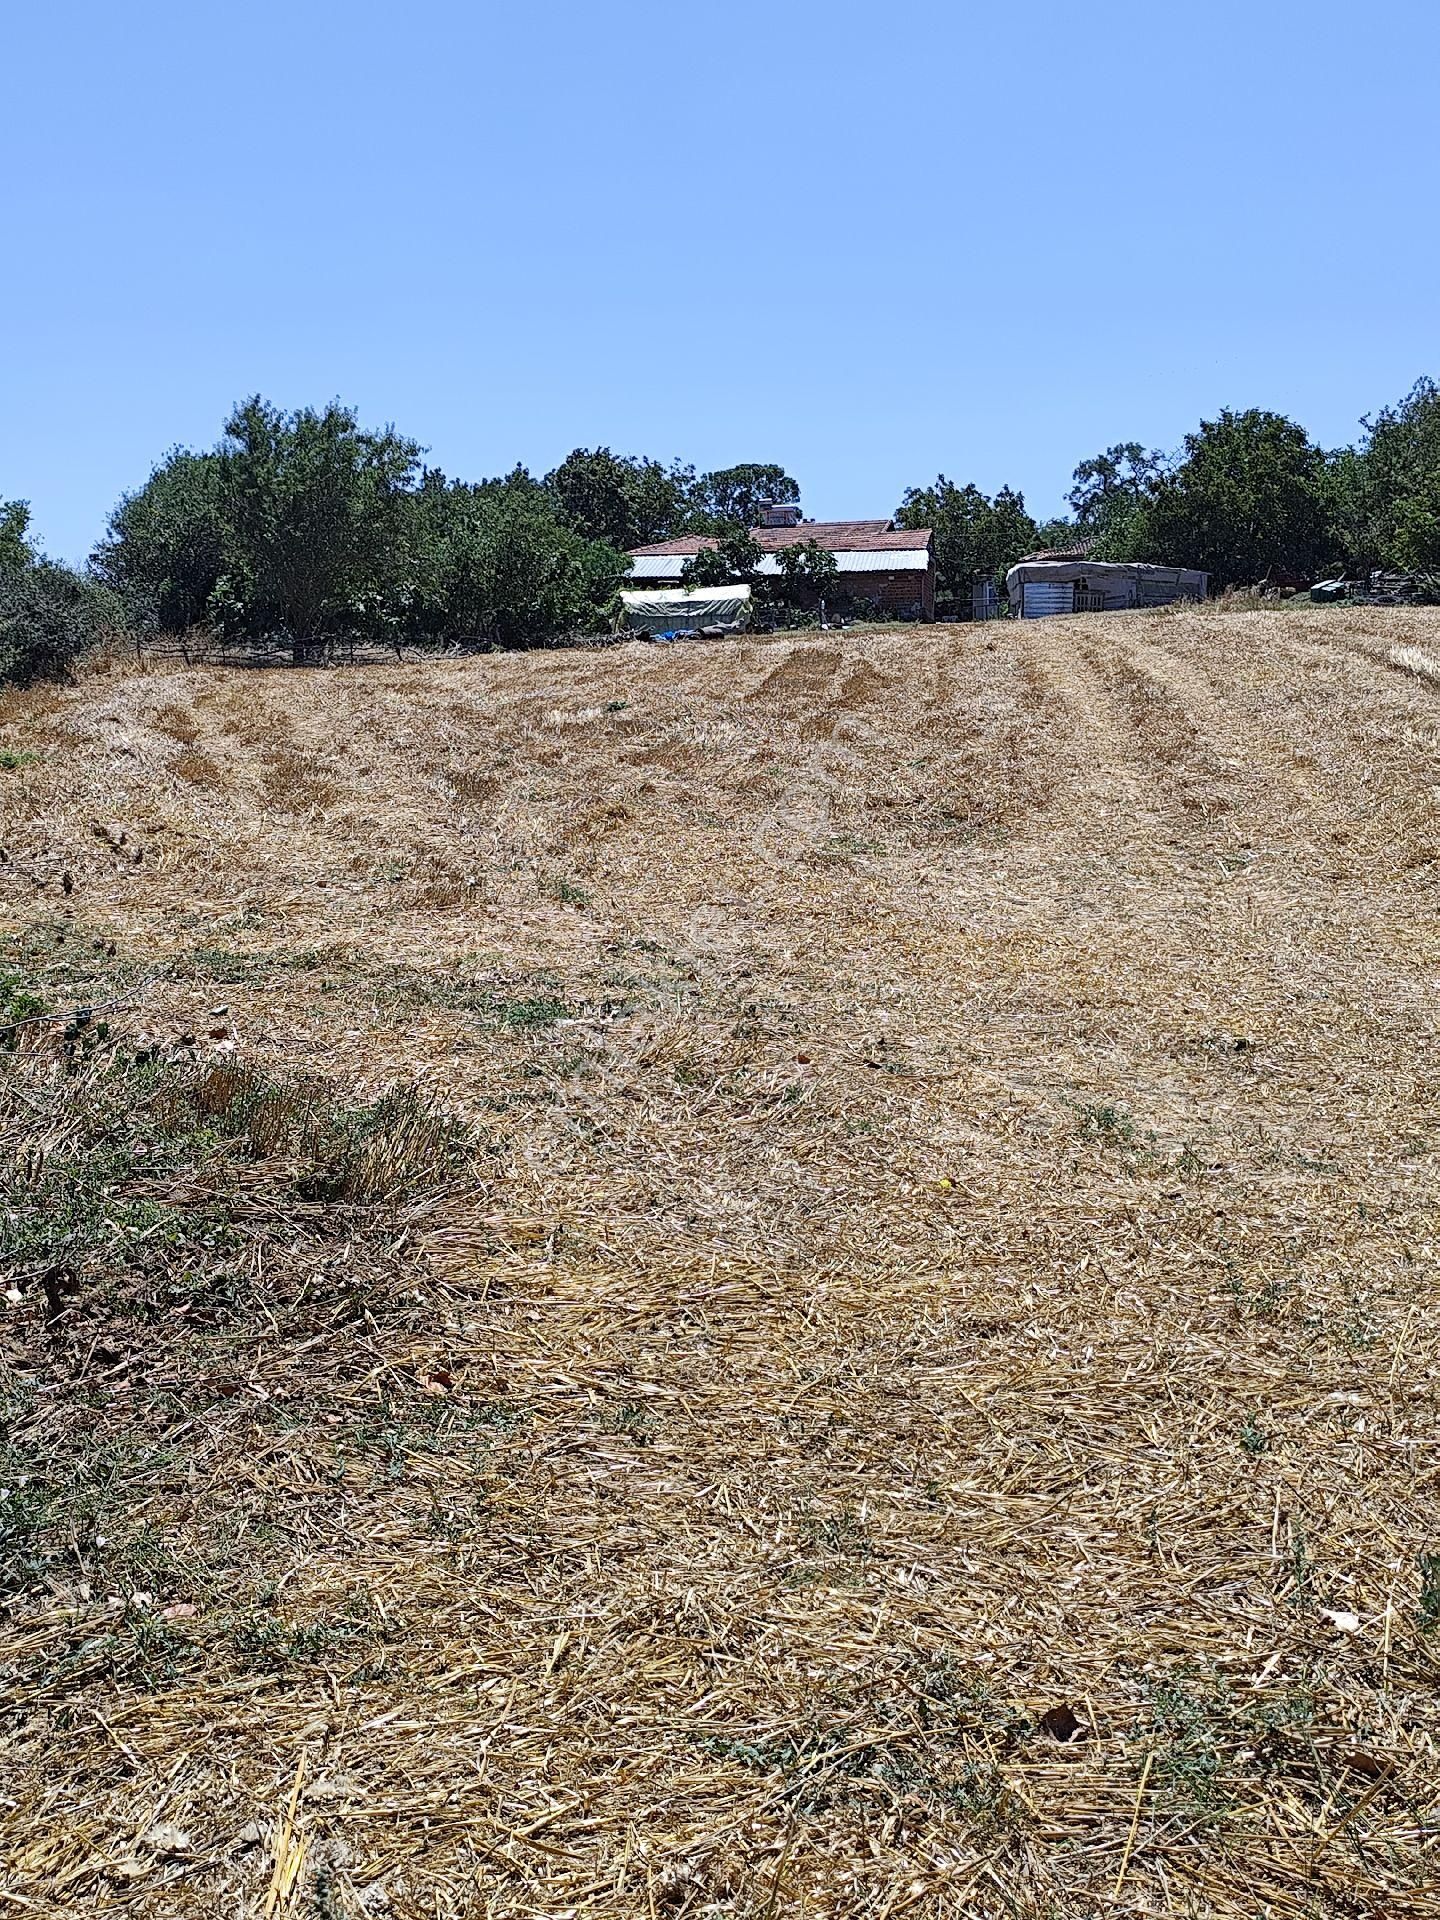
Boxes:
[4,604,1440,1918]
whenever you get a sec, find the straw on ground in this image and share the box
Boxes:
[3,600,1440,1917]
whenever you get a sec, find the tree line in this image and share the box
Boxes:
[90,403,807,661]
[1,380,1438,682]
[0,401,807,680]
[902,383,1440,609]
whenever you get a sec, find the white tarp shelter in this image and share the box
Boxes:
[1005,560,1208,619]
[620,584,752,636]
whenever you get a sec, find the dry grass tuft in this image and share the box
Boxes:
[4,606,1440,1917]
[1388,642,1440,685]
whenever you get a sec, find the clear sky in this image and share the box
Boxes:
[4,0,1438,562]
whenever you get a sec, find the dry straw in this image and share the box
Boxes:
[3,602,1440,1916]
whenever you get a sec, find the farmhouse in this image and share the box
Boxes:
[627,504,936,620]
[1005,554,1208,618]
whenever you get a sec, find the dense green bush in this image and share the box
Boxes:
[0,563,105,684]
[91,450,230,634]
[436,492,627,649]
[395,469,629,648]
[0,499,115,686]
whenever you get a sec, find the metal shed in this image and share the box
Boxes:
[1004,559,1208,619]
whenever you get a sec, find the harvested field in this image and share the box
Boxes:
[4,602,1440,1917]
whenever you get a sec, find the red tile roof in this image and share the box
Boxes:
[631,519,932,558]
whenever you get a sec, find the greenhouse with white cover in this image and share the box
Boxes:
[619,584,752,637]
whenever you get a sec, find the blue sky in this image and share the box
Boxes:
[4,0,1437,562]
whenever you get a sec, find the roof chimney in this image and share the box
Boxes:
[759,501,803,528]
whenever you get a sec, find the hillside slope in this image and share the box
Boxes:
[4,605,1440,1917]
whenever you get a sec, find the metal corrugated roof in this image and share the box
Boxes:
[830,549,929,573]
[1004,560,1208,588]
[626,556,696,579]
[631,520,932,558]
[628,549,931,581]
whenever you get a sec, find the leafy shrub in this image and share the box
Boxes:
[680,528,763,590]
[90,449,230,633]
[774,538,840,602]
[0,559,114,684]
[95,408,634,653]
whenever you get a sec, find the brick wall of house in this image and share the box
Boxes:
[783,566,936,620]
[859,565,935,619]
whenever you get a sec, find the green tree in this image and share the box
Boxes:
[1030,516,1078,550]
[0,503,116,685]
[1068,442,1166,553]
[679,526,764,590]
[395,469,487,642]
[94,401,424,654]
[402,474,627,647]
[1333,379,1440,574]
[0,561,112,684]
[896,478,1038,600]
[543,447,693,550]
[679,546,734,590]
[0,499,33,574]
[688,464,799,531]
[468,499,624,646]
[773,538,839,604]
[215,398,422,656]
[95,402,626,654]
[1393,497,1440,572]
[1119,409,1335,587]
[92,450,231,632]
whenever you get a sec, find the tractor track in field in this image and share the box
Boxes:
[5,604,1440,1919]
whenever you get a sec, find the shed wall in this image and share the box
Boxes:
[1009,563,1207,619]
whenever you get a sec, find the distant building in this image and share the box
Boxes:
[1004,556,1208,618]
[627,510,936,621]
